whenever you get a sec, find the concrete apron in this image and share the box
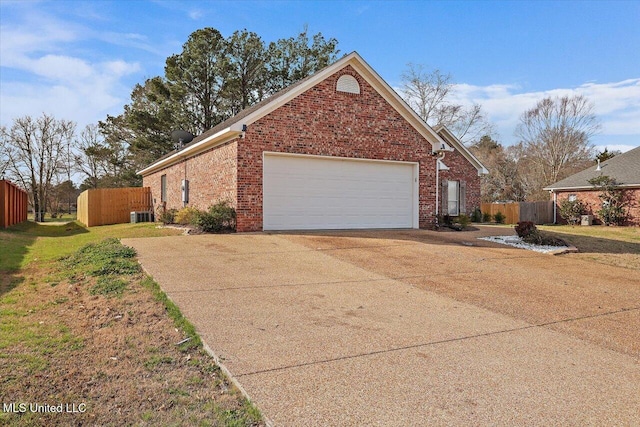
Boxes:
[123,234,640,426]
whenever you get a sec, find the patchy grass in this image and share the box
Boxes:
[538,224,639,244]
[538,225,640,270]
[0,220,263,426]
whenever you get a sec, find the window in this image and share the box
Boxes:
[161,174,167,202]
[447,180,460,216]
[441,179,466,217]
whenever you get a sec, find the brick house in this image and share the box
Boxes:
[139,52,487,232]
[544,145,640,226]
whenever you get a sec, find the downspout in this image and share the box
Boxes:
[183,157,187,208]
[434,152,446,227]
[552,191,557,224]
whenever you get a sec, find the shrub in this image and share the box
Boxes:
[513,221,567,246]
[482,212,493,222]
[514,221,536,238]
[470,208,482,223]
[522,230,567,247]
[588,175,634,226]
[158,208,177,225]
[493,211,505,224]
[438,214,470,231]
[558,198,586,226]
[456,214,471,229]
[439,214,453,226]
[174,206,202,225]
[196,201,236,233]
[599,203,628,226]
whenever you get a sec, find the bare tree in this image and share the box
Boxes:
[470,135,525,202]
[401,64,453,123]
[75,124,110,189]
[515,95,599,193]
[400,63,494,144]
[3,114,76,221]
[0,126,9,179]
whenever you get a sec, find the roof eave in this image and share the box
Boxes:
[235,51,449,151]
[138,51,464,175]
[545,183,640,191]
[433,125,489,175]
[137,125,243,176]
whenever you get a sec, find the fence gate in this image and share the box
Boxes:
[519,201,554,224]
[77,187,152,227]
[481,201,553,225]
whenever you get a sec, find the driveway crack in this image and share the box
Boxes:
[237,306,640,378]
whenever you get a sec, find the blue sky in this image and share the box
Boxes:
[1,0,639,151]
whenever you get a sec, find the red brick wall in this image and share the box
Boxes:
[554,188,640,226]
[142,65,483,232]
[236,65,480,231]
[143,141,238,215]
[439,149,482,216]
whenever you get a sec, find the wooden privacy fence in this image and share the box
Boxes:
[481,201,554,225]
[0,180,28,228]
[77,187,152,227]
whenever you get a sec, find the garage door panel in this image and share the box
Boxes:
[264,154,415,230]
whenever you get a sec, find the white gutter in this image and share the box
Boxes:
[543,183,640,191]
[137,124,244,176]
[552,191,557,224]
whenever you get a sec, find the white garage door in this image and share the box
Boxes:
[263,153,417,230]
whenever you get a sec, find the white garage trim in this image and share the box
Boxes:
[263,152,418,230]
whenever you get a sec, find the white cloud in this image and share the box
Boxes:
[1,56,140,127]
[0,5,144,129]
[188,9,204,20]
[449,78,640,147]
[31,55,94,81]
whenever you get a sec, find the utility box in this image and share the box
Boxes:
[181,179,189,204]
[131,211,152,223]
[581,215,593,226]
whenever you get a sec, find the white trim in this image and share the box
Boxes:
[238,53,450,152]
[437,159,450,171]
[433,125,489,175]
[544,183,640,191]
[262,152,419,229]
[139,52,452,176]
[262,150,418,167]
[137,126,242,176]
[336,74,360,94]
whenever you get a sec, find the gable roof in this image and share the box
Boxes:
[138,52,483,176]
[433,125,489,176]
[544,145,640,191]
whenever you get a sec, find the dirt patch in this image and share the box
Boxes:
[0,259,262,426]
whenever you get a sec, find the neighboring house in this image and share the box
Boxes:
[544,146,640,226]
[138,52,487,232]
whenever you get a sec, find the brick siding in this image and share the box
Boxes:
[554,188,640,226]
[439,149,482,216]
[142,65,483,231]
[143,141,238,215]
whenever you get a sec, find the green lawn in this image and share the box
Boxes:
[1,220,179,272]
[0,220,263,426]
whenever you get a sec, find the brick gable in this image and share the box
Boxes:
[142,63,483,231]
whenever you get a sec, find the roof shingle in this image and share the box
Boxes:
[544,145,640,190]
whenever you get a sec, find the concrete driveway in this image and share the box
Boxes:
[123,228,640,426]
